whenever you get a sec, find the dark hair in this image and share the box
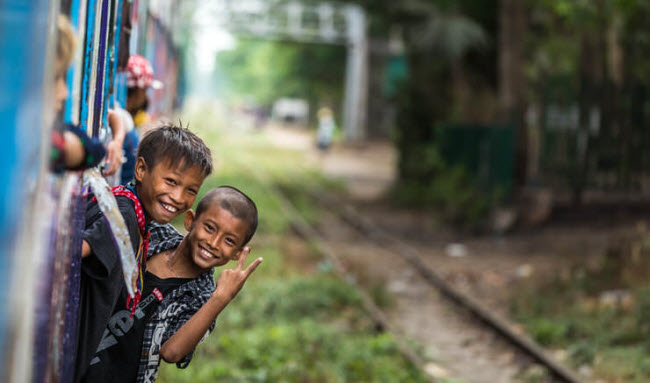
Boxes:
[137,125,213,177]
[196,186,258,246]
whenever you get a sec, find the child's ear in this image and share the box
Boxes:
[184,209,196,232]
[134,157,148,182]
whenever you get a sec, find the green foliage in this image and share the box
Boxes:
[635,287,650,341]
[510,251,650,381]
[567,341,597,366]
[390,18,503,230]
[234,277,362,323]
[595,346,650,382]
[215,39,346,117]
[160,319,427,383]
[158,276,429,383]
[370,282,394,309]
[431,165,498,228]
[527,318,569,346]
[392,143,501,230]
[516,364,551,383]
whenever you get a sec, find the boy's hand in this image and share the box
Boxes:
[161,248,262,363]
[213,247,262,302]
[104,140,123,176]
[103,109,125,176]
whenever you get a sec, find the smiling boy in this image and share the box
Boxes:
[75,125,212,382]
[82,186,262,383]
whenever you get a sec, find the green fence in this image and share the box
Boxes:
[436,123,515,196]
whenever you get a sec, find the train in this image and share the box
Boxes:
[0,1,184,381]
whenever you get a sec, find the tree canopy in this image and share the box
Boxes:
[215,38,346,116]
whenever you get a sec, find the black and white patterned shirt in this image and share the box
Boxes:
[136,222,216,383]
[147,221,184,259]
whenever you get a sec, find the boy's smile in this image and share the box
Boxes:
[134,158,205,224]
[184,204,248,271]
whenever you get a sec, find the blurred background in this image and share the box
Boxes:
[3,0,650,382]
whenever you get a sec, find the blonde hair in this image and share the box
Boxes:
[57,15,76,67]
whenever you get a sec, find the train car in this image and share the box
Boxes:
[0,1,182,381]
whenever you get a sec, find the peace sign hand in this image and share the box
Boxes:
[213,247,262,302]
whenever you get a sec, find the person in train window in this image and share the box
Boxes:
[51,15,114,173]
[82,186,262,383]
[74,125,213,383]
[114,54,160,185]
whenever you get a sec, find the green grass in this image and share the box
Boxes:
[157,104,430,382]
[510,256,650,382]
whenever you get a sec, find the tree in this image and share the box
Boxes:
[215,39,346,121]
[365,0,490,186]
[499,0,527,187]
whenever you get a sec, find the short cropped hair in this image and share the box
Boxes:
[196,186,258,246]
[137,125,213,177]
[57,15,76,67]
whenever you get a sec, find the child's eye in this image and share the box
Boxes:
[187,188,198,196]
[225,238,235,246]
[165,178,178,186]
[205,223,214,232]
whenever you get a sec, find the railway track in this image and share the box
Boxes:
[296,190,583,383]
[275,184,585,383]
[261,183,434,380]
[243,157,584,382]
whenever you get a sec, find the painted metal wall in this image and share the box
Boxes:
[0,1,57,382]
[0,1,183,380]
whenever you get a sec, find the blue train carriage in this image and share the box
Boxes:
[0,0,183,381]
[0,0,131,381]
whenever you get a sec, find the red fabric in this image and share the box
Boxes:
[126,54,153,89]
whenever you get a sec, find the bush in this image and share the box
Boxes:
[635,287,650,340]
[158,278,429,383]
[528,318,568,346]
[567,341,597,365]
[392,144,500,230]
[510,263,650,381]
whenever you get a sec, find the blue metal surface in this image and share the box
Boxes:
[109,0,124,109]
[92,0,110,135]
[114,72,127,107]
[0,0,52,367]
[79,0,98,134]
[64,0,82,123]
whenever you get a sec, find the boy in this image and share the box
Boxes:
[82,186,262,383]
[75,125,213,382]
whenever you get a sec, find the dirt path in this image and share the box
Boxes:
[266,124,396,200]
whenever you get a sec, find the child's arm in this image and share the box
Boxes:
[159,248,263,363]
[102,109,126,176]
[62,130,86,167]
[52,125,107,172]
[81,240,92,258]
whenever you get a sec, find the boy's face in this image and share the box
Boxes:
[134,158,205,223]
[184,204,249,271]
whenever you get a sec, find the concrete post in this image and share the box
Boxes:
[342,4,368,143]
